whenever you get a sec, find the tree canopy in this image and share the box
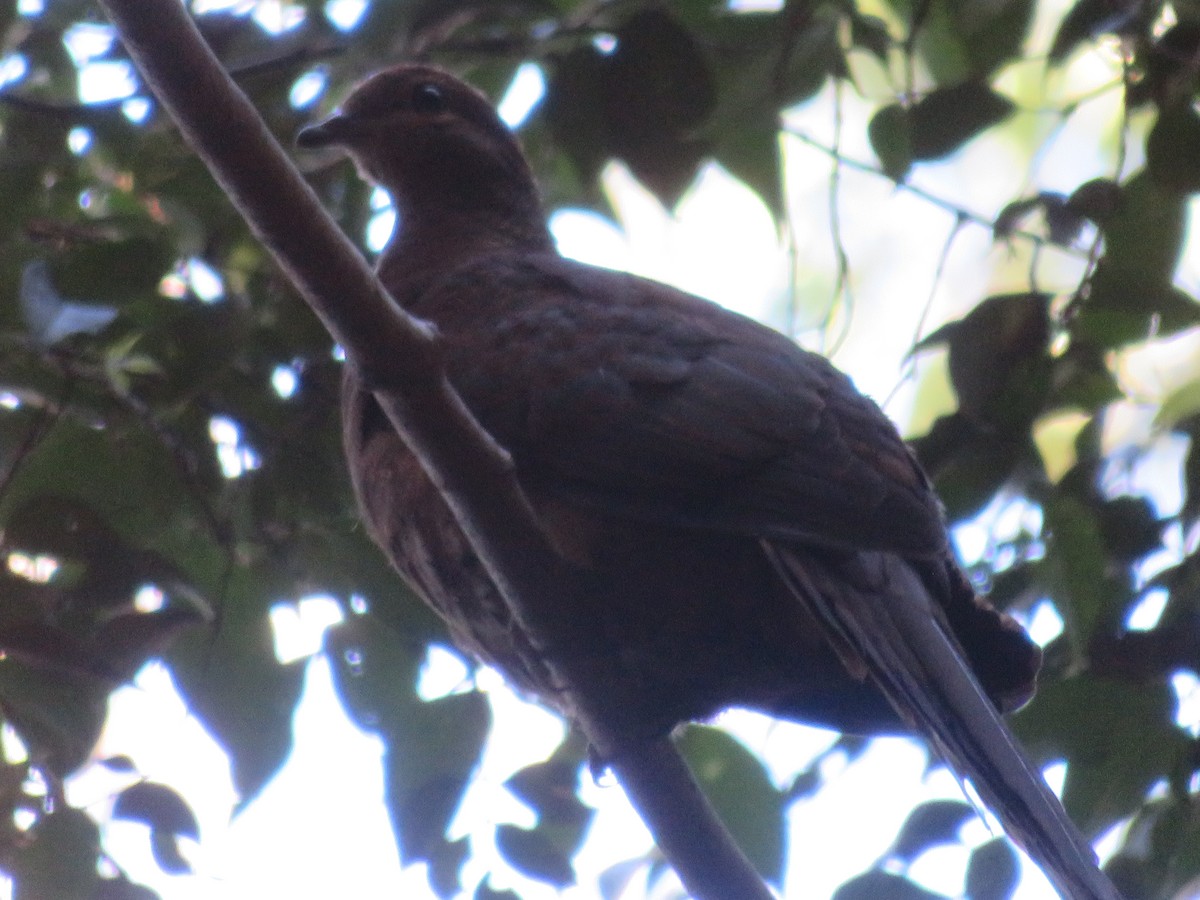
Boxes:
[1,0,1199,898]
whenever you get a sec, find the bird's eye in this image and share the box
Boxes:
[411,83,445,114]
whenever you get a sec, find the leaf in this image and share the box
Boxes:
[91,877,161,900]
[908,82,1015,160]
[869,103,912,182]
[11,808,100,900]
[495,823,575,887]
[1101,171,1187,281]
[899,0,1036,82]
[473,881,520,900]
[1014,675,1188,837]
[543,9,716,208]
[112,782,200,840]
[850,13,893,61]
[381,690,491,866]
[832,869,945,900]
[1147,104,1200,195]
[889,799,976,862]
[149,828,192,875]
[916,293,1051,427]
[677,725,786,884]
[965,837,1021,900]
[47,235,176,305]
[1050,0,1143,64]
[1037,491,1126,643]
[1074,265,1200,349]
[0,657,109,777]
[167,566,305,808]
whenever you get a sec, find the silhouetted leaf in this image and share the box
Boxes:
[113,782,199,840]
[91,877,161,900]
[1015,676,1187,837]
[869,103,912,181]
[474,881,520,900]
[889,799,975,862]
[833,869,945,900]
[678,725,786,884]
[382,690,490,871]
[1050,0,1143,63]
[11,809,100,900]
[496,824,576,887]
[909,82,1015,159]
[1147,104,1200,194]
[966,837,1021,900]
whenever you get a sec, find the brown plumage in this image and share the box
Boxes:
[298,65,1119,898]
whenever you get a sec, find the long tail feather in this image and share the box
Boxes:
[764,542,1122,900]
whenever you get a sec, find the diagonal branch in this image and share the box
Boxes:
[94,2,773,898]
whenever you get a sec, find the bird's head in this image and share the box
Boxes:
[298,65,544,232]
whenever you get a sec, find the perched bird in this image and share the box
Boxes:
[298,65,1119,898]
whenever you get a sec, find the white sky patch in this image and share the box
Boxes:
[1126,587,1169,632]
[0,54,27,88]
[208,415,261,478]
[253,0,306,34]
[67,126,92,155]
[186,258,225,302]
[122,96,152,123]
[416,645,471,700]
[367,208,396,253]
[62,22,115,65]
[271,363,299,399]
[133,584,166,614]
[1025,600,1066,647]
[6,551,59,584]
[289,68,327,109]
[78,60,137,104]
[271,596,344,664]
[497,62,544,129]
[1173,671,1200,735]
[324,0,367,32]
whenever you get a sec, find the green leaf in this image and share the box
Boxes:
[382,690,490,866]
[916,293,1051,427]
[677,725,786,884]
[495,823,576,886]
[168,567,305,808]
[965,838,1021,900]
[1037,491,1126,643]
[869,104,912,182]
[11,809,101,900]
[47,236,176,306]
[112,782,200,840]
[1014,676,1187,837]
[1050,0,1142,64]
[1147,104,1200,194]
[888,0,1035,82]
[1074,266,1200,349]
[0,658,109,778]
[909,82,1015,160]
[1101,171,1187,280]
[833,869,945,900]
[889,799,976,862]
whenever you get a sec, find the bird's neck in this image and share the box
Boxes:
[377,199,554,303]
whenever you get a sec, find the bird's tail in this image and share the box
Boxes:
[763,542,1122,900]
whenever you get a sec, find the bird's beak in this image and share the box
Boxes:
[296,114,355,149]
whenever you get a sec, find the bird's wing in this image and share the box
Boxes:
[417,253,947,558]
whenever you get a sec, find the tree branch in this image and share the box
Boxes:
[95,2,774,898]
